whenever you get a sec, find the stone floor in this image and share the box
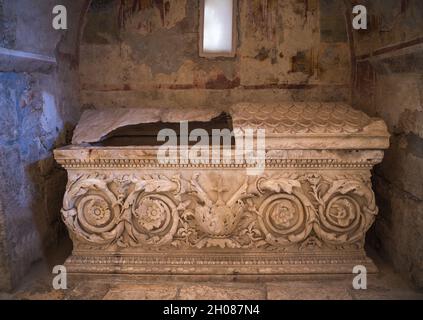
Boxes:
[1,252,422,300]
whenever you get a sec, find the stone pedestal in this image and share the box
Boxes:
[54,103,389,275]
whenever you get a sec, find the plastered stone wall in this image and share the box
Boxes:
[351,0,423,288]
[80,0,352,110]
[0,0,89,291]
[0,73,64,290]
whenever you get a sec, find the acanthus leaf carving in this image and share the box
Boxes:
[61,171,378,252]
[307,175,377,247]
[62,174,123,247]
[258,175,302,194]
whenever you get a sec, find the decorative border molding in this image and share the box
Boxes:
[65,253,378,275]
[57,158,381,169]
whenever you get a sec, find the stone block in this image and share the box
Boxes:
[103,284,178,300]
[178,285,265,300]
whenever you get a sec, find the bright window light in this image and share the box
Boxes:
[201,0,235,56]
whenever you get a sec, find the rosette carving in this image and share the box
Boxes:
[257,176,315,246]
[62,175,122,246]
[61,171,378,251]
[135,197,168,231]
[62,174,182,248]
[122,175,180,246]
[307,175,378,245]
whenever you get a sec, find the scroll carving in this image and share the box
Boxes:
[61,172,378,251]
[62,175,122,247]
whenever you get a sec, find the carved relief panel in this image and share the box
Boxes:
[62,170,377,254]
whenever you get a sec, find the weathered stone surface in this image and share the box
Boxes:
[0,73,46,291]
[72,102,389,149]
[54,103,389,276]
[103,284,178,300]
[378,135,423,200]
[231,102,389,149]
[267,285,352,300]
[0,0,88,291]
[0,199,12,292]
[66,282,111,300]
[372,174,423,289]
[351,0,423,288]
[179,285,265,300]
[79,0,352,109]
[319,0,347,43]
[0,0,62,57]
[72,106,223,144]
[0,48,56,73]
[3,258,423,300]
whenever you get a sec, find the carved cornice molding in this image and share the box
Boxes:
[56,158,382,169]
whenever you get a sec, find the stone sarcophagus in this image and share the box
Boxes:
[54,103,390,275]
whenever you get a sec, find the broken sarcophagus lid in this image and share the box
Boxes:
[54,103,389,276]
[71,106,232,146]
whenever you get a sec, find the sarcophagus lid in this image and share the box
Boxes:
[70,102,389,151]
